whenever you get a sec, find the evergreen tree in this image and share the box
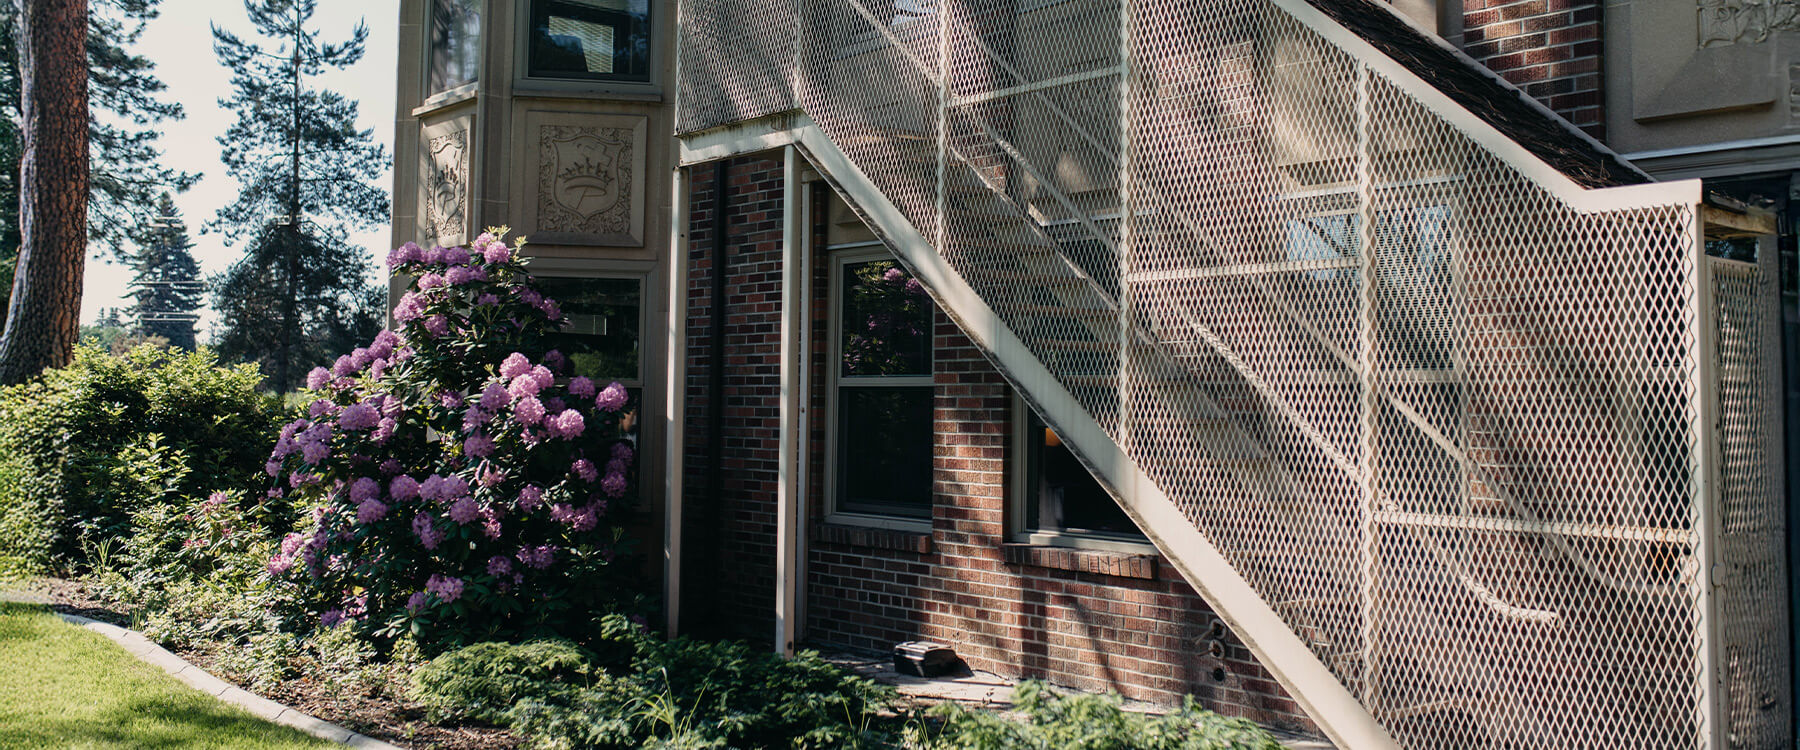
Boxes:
[124,192,201,350]
[208,0,388,392]
[0,0,198,259]
[0,0,89,384]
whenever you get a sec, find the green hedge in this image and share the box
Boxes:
[0,344,284,575]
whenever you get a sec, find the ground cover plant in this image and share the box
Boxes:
[908,680,1282,750]
[0,602,332,750]
[263,230,644,650]
[408,616,899,750]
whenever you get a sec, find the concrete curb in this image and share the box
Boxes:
[51,611,406,750]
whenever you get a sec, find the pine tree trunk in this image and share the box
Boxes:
[0,0,87,385]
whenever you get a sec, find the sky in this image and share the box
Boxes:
[80,1,399,336]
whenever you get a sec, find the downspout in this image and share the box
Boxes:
[702,158,730,634]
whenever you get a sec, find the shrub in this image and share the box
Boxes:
[267,231,643,649]
[408,616,898,749]
[910,680,1281,750]
[0,345,283,574]
[409,638,594,724]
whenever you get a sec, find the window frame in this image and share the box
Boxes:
[1007,394,1157,553]
[823,243,936,532]
[514,0,663,97]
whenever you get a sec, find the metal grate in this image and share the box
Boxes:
[675,0,1789,746]
[1712,257,1789,750]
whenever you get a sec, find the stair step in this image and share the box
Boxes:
[1027,337,1116,353]
[1020,303,1115,319]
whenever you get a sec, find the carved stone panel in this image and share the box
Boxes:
[526,112,647,246]
[1699,0,1800,47]
[418,113,473,247]
[425,128,470,243]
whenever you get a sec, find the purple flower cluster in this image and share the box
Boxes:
[269,232,647,639]
[517,545,556,569]
[426,574,465,603]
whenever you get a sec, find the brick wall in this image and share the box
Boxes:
[681,156,788,639]
[1458,0,1605,139]
[680,173,1319,734]
[803,308,1314,732]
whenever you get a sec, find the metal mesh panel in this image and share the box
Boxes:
[675,0,796,133]
[676,0,1787,746]
[1712,257,1789,749]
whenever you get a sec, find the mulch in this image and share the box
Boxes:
[22,578,518,750]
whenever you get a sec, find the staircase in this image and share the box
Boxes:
[674,0,1789,746]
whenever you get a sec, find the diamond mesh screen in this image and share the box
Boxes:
[1712,257,1789,750]
[676,0,1787,746]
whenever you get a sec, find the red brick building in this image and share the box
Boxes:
[392,0,1791,745]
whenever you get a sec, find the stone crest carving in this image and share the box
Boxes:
[537,125,634,236]
[1699,0,1800,46]
[424,128,469,242]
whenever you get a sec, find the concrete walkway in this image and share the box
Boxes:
[824,650,1333,749]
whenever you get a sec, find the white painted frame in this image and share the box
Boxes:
[820,243,936,533]
[775,145,811,655]
[662,165,691,636]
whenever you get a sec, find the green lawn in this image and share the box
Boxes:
[0,602,333,750]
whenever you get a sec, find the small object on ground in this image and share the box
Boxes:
[893,641,963,678]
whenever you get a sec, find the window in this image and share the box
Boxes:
[829,251,935,521]
[533,276,642,384]
[527,0,651,82]
[1018,404,1142,540]
[534,276,643,448]
[427,0,481,95]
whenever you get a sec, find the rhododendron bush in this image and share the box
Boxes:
[266,230,642,648]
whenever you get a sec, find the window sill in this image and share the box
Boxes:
[511,81,664,103]
[814,522,933,554]
[412,85,478,118]
[1002,542,1159,580]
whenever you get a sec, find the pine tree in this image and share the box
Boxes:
[208,0,389,392]
[125,192,201,351]
[0,0,198,260]
[0,0,89,384]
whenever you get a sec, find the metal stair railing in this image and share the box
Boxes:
[676,0,1787,745]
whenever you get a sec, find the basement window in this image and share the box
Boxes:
[1016,403,1143,545]
[828,249,935,523]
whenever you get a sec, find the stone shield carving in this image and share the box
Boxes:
[1700,0,1800,46]
[537,125,634,237]
[424,129,469,243]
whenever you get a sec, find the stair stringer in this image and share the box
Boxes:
[762,114,1399,750]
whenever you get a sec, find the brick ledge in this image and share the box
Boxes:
[813,522,934,553]
[1001,543,1159,580]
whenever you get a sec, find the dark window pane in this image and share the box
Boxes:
[838,387,933,518]
[529,0,651,82]
[534,277,641,382]
[1026,410,1138,536]
[428,0,481,94]
[841,260,932,378]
